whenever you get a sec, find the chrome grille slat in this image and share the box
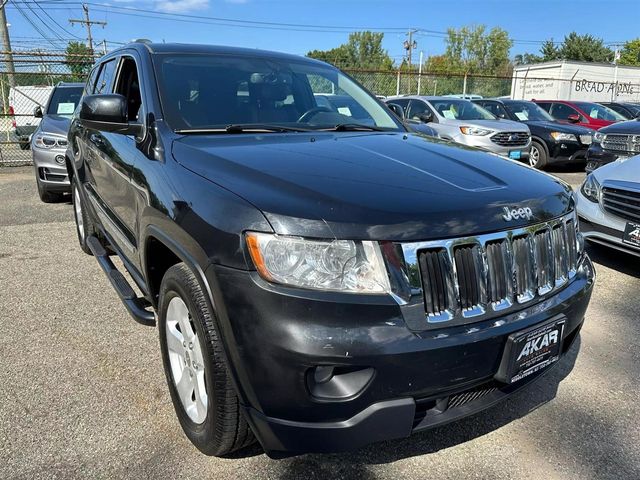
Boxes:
[401,212,580,329]
[602,186,640,222]
[490,131,530,147]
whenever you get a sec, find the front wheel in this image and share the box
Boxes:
[158,263,255,456]
[529,141,548,169]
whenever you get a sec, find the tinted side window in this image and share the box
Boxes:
[93,59,118,94]
[389,98,409,111]
[84,66,100,96]
[114,56,143,121]
[550,103,578,120]
[477,102,506,118]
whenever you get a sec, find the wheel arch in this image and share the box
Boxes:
[531,136,550,156]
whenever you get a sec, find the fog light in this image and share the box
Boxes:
[55,155,65,165]
[307,366,375,400]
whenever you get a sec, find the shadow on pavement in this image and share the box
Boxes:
[586,242,640,279]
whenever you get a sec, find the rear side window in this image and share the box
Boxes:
[93,59,118,94]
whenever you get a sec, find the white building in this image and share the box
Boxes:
[511,60,640,102]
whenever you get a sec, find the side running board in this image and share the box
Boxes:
[86,235,156,327]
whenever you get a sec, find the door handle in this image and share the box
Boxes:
[89,133,104,147]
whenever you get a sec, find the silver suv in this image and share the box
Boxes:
[31,82,84,202]
[386,96,531,161]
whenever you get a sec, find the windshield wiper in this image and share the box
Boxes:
[175,124,312,134]
[325,123,385,132]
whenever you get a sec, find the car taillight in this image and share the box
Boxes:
[9,105,15,128]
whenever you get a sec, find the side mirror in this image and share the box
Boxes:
[417,111,433,123]
[79,94,143,137]
[33,106,43,118]
[387,103,405,119]
[567,113,581,123]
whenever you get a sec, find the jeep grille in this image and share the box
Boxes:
[396,212,580,329]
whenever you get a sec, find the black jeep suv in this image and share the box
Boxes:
[66,42,594,457]
[474,99,594,170]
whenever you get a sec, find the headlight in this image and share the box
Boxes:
[580,174,601,203]
[459,126,492,136]
[550,132,578,142]
[246,232,391,294]
[34,134,66,149]
[593,131,604,143]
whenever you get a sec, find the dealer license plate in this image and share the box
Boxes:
[622,221,640,248]
[509,150,522,160]
[496,319,565,384]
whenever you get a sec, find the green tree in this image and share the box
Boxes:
[65,41,94,80]
[540,39,560,61]
[442,25,513,75]
[307,31,394,70]
[514,52,542,65]
[619,38,640,66]
[558,32,613,62]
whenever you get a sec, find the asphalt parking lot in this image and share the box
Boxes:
[1,165,639,480]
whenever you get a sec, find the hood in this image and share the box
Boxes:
[599,119,640,134]
[38,115,71,137]
[525,120,593,134]
[173,132,573,241]
[442,118,529,132]
[593,155,640,183]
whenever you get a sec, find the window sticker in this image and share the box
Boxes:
[337,107,352,116]
[56,103,75,115]
[515,111,528,121]
[442,109,456,119]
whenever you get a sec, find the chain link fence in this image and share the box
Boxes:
[0,51,93,167]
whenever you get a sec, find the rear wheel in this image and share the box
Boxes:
[529,141,548,169]
[72,178,95,255]
[158,263,255,456]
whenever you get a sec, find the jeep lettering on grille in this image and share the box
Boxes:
[502,206,533,221]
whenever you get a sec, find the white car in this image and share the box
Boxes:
[577,155,640,256]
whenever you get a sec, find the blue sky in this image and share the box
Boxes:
[6,0,640,61]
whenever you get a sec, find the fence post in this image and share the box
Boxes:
[462,73,468,96]
[417,51,423,95]
[396,68,401,96]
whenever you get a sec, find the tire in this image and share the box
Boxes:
[71,178,95,255]
[529,141,548,169]
[158,263,254,456]
[36,175,64,203]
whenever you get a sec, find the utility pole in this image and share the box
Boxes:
[403,29,418,94]
[0,0,15,88]
[404,29,418,70]
[69,4,106,55]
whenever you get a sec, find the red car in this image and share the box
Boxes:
[533,100,625,130]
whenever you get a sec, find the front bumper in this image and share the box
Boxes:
[577,190,640,256]
[32,145,70,192]
[585,144,626,173]
[208,254,594,456]
[548,141,588,164]
[453,134,531,159]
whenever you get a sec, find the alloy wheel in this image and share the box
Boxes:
[165,296,208,424]
[529,145,539,167]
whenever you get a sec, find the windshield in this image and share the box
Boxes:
[46,86,83,117]
[504,101,555,122]
[429,99,496,120]
[574,102,626,121]
[153,54,402,132]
